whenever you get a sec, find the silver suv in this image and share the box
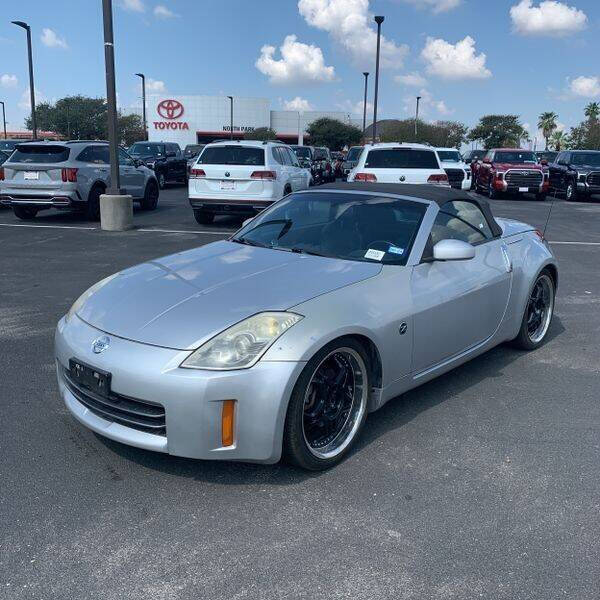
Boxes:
[0,141,159,220]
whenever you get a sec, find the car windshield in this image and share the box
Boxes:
[365,149,439,169]
[232,191,426,265]
[0,140,20,151]
[313,148,329,160]
[346,147,363,161]
[537,152,557,162]
[9,145,70,164]
[571,153,600,166]
[129,143,165,157]
[0,151,9,165]
[466,150,485,160]
[495,151,537,163]
[438,151,462,162]
[198,146,265,166]
[292,147,311,159]
[184,145,204,157]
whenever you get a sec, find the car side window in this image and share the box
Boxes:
[286,148,300,167]
[118,148,134,166]
[272,147,284,165]
[431,201,491,246]
[78,145,109,164]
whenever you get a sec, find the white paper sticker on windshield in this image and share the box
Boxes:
[365,249,385,261]
[388,246,404,255]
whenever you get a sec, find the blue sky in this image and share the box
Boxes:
[1,0,599,142]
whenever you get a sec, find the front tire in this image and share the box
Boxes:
[511,271,555,350]
[488,180,499,199]
[13,206,39,220]
[193,209,214,225]
[565,181,577,201]
[283,337,370,470]
[157,172,166,189]
[140,179,159,210]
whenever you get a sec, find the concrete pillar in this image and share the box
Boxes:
[100,194,133,231]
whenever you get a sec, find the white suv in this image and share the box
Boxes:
[435,147,471,190]
[347,142,449,186]
[188,140,310,225]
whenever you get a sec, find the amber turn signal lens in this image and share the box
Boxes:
[221,400,235,447]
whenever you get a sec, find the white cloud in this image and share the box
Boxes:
[421,36,491,80]
[146,78,167,92]
[119,0,145,12]
[397,0,461,14]
[336,99,374,114]
[256,34,335,85]
[283,97,314,111]
[510,0,587,36]
[298,0,409,69]
[0,74,18,88]
[41,28,68,49]
[402,88,453,117]
[18,87,45,110]
[154,5,177,18]
[569,75,600,97]
[394,72,427,87]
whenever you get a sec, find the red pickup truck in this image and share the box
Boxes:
[474,148,548,201]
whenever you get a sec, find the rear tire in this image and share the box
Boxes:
[511,271,555,351]
[283,337,370,471]
[194,209,214,225]
[140,179,159,211]
[13,206,39,220]
[86,185,102,221]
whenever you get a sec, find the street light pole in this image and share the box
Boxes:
[372,16,384,144]
[415,96,421,139]
[227,96,234,140]
[102,0,121,194]
[135,73,147,140]
[362,72,369,137]
[0,102,6,139]
[12,21,37,139]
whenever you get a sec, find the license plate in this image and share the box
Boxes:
[519,187,528,192]
[220,180,235,190]
[23,171,39,180]
[69,359,111,397]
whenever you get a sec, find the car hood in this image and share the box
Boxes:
[76,240,381,350]
[571,164,600,172]
[441,161,468,170]
[492,162,543,171]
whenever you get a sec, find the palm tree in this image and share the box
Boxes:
[550,130,568,151]
[584,102,600,122]
[538,111,558,150]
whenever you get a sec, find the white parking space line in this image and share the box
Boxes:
[549,241,600,246]
[0,223,97,230]
[137,228,234,235]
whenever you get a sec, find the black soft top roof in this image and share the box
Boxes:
[316,182,503,237]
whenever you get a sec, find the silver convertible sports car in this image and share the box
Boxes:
[55,183,558,470]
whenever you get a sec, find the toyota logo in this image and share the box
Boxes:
[92,336,110,354]
[399,175,406,182]
[157,99,184,120]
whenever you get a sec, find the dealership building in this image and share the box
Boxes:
[146,95,367,146]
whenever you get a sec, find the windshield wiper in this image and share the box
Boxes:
[232,238,270,248]
[289,247,328,257]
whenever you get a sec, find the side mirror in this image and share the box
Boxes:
[133,159,142,168]
[433,239,476,261]
[540,159,548,166]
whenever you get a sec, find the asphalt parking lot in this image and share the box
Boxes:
[1,187,599,599]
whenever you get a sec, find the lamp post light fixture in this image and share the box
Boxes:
[0,102,6,140]
[415,95,421,139]
[135,73,147,140]
[362,72,369,137]
[371,16,384,144]
[227,96,234,140]
[11,21,37,139]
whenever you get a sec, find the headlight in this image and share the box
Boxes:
[65,273,118,322]
[181,312,303,370]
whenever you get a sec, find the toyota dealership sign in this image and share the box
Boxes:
[153,99,189,130]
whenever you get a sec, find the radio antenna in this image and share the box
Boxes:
[542,186,558,239]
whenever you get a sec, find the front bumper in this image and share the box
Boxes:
[492,179,548,194]
[55,315,305,463]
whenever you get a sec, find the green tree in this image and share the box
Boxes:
[537,111,558,150]
[306,117,362,150]
[584,102,600,122]
[244,127,278,141]
[467,115,529,149]
[568,123,588,149]
[549,130,568,151]
[118,113,145,147]
[376,119,467,148]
